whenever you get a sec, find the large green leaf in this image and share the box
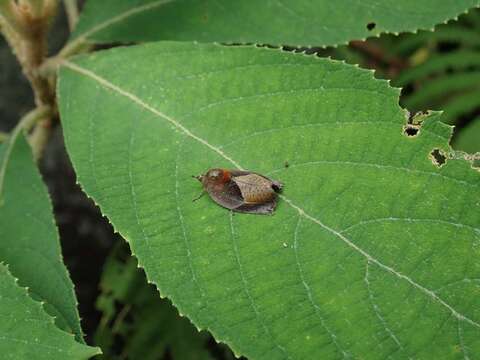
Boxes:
[0,133,84,341]
[59,42,480,359]
[68,0,479,50]
[0,263,99,359]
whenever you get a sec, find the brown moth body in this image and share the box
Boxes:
[194,168,283,214]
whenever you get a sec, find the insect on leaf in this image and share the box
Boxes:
[59,42,480,359]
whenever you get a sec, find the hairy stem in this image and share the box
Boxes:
[28,117,54,160]
[19,0,45,17]
[0,0,57,106]
[63,0,78,31]
[0,132,8,143]
[0,1,58,159]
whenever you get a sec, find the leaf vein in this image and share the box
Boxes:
[364,261,411,358]
[341,217,480,235]
[173,139,213,318]
[457,321,471,360]
[218,120,447,148]
[68,0,175,47]
[127,118,152,252]
[181,86,393,120]
[219,121,394,150]
[293,217,349,358]
[267,160,478,188]
[0,336,67,353]
[63,60,242,169]
[281,195,480,329]
[229,212,290,358]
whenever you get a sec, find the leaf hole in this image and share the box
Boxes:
[366,22,376,31]
[430,148,447,167]
[403,125,420,137]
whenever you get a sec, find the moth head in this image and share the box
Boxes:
[204,168,231,185]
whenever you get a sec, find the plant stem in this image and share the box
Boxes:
[12,106,51,141]
[0,132,8,143]
[0,1,57,107]
[19,0,45,17]
[112,304,131,334]
[63,0,78,31]
[21,23,54,106]
[58,35,91,58]
[0,0,24,35]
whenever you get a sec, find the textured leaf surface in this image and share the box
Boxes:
[0,135,84,340]
[69,0,479,48]
[0,263,99,359]
[59,42,480,359]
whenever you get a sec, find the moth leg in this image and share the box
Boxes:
[234,200,277,215]
[192,190,206,202]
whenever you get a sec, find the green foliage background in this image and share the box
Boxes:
[320,8,480,153]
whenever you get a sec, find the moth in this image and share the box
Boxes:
[194,168,283,214]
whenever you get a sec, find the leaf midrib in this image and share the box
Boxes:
[61,59,480,331]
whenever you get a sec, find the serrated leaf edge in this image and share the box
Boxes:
[65,1,480,52]
[59,47,480,357]
[0,262,102,357]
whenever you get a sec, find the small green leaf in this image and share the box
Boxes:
[69,0,479,48]
[453,117,480,154]
[59,42,480,359]
[437,91,480,124]
[402,72,480,111]
[0,263,100,359]
[393,27,480,56]
[395,51,480,86]
[0,134,84,341]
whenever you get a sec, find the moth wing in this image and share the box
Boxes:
[232,174,277,205]
[206,180,245,210]
[229,170,254,177]
[230,170,283,192]
[234,199,278,215]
